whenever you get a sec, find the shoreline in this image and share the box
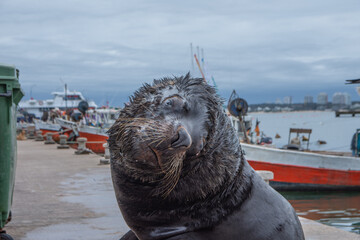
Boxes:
[249,109,335,114]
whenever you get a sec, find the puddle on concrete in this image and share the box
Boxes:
[23,167,130,240]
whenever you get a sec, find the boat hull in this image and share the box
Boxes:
[34,120,63,141]
[78,130,108,154]
[248,160,360,190]
[241,143,360,190]
[56,118,108,153]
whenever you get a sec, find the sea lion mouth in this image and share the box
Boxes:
[149,146,165,172]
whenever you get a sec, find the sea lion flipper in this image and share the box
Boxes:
[120,230,138,240]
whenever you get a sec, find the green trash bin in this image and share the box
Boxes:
[0,64,24,238]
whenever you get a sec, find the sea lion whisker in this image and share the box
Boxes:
[159,168,182,197]
[155,139,166,147]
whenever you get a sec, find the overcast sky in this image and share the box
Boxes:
[1,0,360,106]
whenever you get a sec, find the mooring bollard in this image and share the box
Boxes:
[75,137,91,154]
[44,132,55,144]
[99,142,110,165]
[26,125,36,139]
[77,137,87,151]
[35,130,44,141]
[57,134,69,149]
[256,170,274,184]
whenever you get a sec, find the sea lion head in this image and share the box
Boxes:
[108,73,242,201]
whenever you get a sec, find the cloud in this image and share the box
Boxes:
[1,0,360,106]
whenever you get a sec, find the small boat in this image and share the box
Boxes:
[55,108,119,154]
[317,140,327,145]
[243,128,360,190]
[77,125,108,153]
[34,119,61,135]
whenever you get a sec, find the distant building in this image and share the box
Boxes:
[283,96,292,105]
[275,98,282,104]
[317,92,328,105]
[304,96,313,104]
[332,92,351,105]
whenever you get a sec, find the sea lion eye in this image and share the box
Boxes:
[165,99,173,106]
[162,96,184,111]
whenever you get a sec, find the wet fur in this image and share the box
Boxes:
[108,74,304,240]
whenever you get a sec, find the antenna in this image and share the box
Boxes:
[211,76,218,92]
[196,46,200,65]
[190,43,194,74]
[30,84,36,99]
[201,48,205,71]
[65,83,68,111]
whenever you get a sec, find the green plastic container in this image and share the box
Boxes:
[0,64,24,230]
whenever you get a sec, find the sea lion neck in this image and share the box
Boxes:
[111,156,253,240]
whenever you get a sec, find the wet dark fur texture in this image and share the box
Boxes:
[108,74,304,240]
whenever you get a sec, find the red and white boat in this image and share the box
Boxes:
[55,118,108,154]
[33,119,69,141]
[76,125,108,154]
[55,108,119,154]
[34,119,61,135]
[243,143,360,190]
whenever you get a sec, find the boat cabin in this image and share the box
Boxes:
[285,128,312,150]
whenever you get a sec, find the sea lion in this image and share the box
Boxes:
[108,74,304,240]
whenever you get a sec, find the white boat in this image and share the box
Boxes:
[242,142,360,190]
[229,110,360,190]
[18,88,97,118]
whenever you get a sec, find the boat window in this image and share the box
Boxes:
[64,95,81,100]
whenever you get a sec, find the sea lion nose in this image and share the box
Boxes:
[171,127,192,148]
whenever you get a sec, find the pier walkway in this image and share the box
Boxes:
[335,109,360,117]
[5,140,360,239]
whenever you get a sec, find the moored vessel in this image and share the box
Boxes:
[18,87,97,118]
[243,142,360,190]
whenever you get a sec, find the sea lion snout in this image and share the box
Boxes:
[171,127,192,149]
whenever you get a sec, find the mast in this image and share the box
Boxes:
[194,54,206,83]
[196,46,200,64]
[65,83,68,111]
[190,43,194,74]
[201,48,205,71]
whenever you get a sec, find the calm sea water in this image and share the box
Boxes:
[281,191,360,234]
[250,111,360,152]
[248,111,360,234]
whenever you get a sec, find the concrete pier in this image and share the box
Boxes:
[5,140,360,239]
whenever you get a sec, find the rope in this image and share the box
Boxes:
[43,128,73,135]
[319,145,350,151]
[66,141,107,144]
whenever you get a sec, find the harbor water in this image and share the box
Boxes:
[281,191,360,235]
[250,111,360,234]
[250,111,359,152]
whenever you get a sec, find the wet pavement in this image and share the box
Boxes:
[4,140,360,239]
[6,140,129,240]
